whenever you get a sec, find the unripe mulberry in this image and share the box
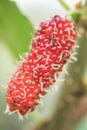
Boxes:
[6,15,77,116]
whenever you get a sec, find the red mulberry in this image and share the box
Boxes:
[6,15,77,116]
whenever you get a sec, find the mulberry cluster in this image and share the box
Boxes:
[6,15,77,116]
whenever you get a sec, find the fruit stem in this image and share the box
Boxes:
[58,0,71,11]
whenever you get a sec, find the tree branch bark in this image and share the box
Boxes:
[36,2,87,130]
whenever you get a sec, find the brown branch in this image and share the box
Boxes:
[35,3,87,130]
[37,31,87,130]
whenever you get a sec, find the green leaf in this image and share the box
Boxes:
[0,0,35,59]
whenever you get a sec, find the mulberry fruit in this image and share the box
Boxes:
[6,15,77,116]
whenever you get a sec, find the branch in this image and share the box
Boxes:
[37,33,87,130]
[34,2,87,130]
[36,3,87,127]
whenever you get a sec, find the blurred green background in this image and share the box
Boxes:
[0,0,87,130]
